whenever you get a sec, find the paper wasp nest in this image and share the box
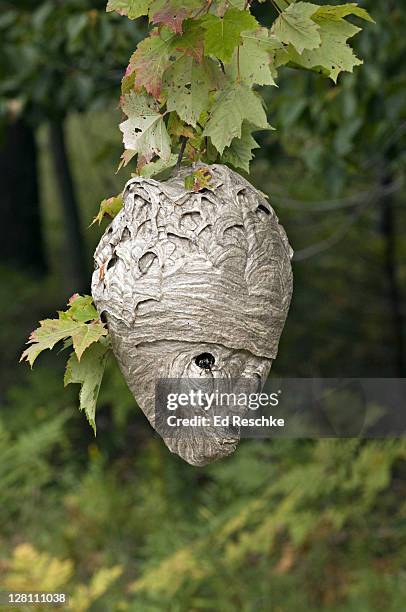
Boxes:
[92,164,293,466]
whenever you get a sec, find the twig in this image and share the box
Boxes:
[176,136,188,170]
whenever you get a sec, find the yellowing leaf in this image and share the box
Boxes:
[64,342,110,433]
[271,2,321,54]
[91,193,123,226]
[204,83,270,154]
[106,0,150,19]
[120,92,171,163]
[184,166,213,191]
[202,8,258,63]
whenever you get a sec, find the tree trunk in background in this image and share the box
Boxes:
[0,118,47,274]
[380,169,405,377]
[49,120,89,293]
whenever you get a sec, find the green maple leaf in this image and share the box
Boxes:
[130,31,173,98]
[120,92,171,163]
[20,319,84,367]
[106,0,150,19]
[20,318,107,367]
[227,28,276,86]
[138,154,178,178]
[64,342,110,434]
[314,4,374,23]
[71,322,108,361]
[271,1,321,54]
[222,122,259,172]
[287,11,367,82]
[203,83,270,154]
[91,193,123,226]
[64,294,99,323]
[201,8,258,63]
[164,56,218,127]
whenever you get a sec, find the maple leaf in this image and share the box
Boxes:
[184,166,213,191]
[173,18,205,62]
[222,122,259,172]
[106,0,150,20]
[64,294,99,323]
[314,3,374,23]
[271,1,321,54]
[267,36,291,77]
[164,56,219,127]
[201,8,258,63]
[64,342,110,434]
[151,2,187,34]
[130,30,173,98]
[120,92,171,163]
[71,322,108,361]
[20,318,107,367]
[167,112,195,138]
[91,193,123,226]
[20,319,82,367]
[121,67,136,95]
[138,154,178,178]
[286,7,370,82]
[227,28,276,86]
[149,0,202,34]
[118,149,137,170]
[203,82,270,154]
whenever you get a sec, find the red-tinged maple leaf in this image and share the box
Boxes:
[69,293,80,305]
[130,31,172,99]
[173,18,205,62]
[151,3,188,34]
[174,38,204,63]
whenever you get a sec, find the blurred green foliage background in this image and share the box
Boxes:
[0,1,405,610]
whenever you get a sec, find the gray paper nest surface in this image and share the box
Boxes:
[92,163,293,465]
